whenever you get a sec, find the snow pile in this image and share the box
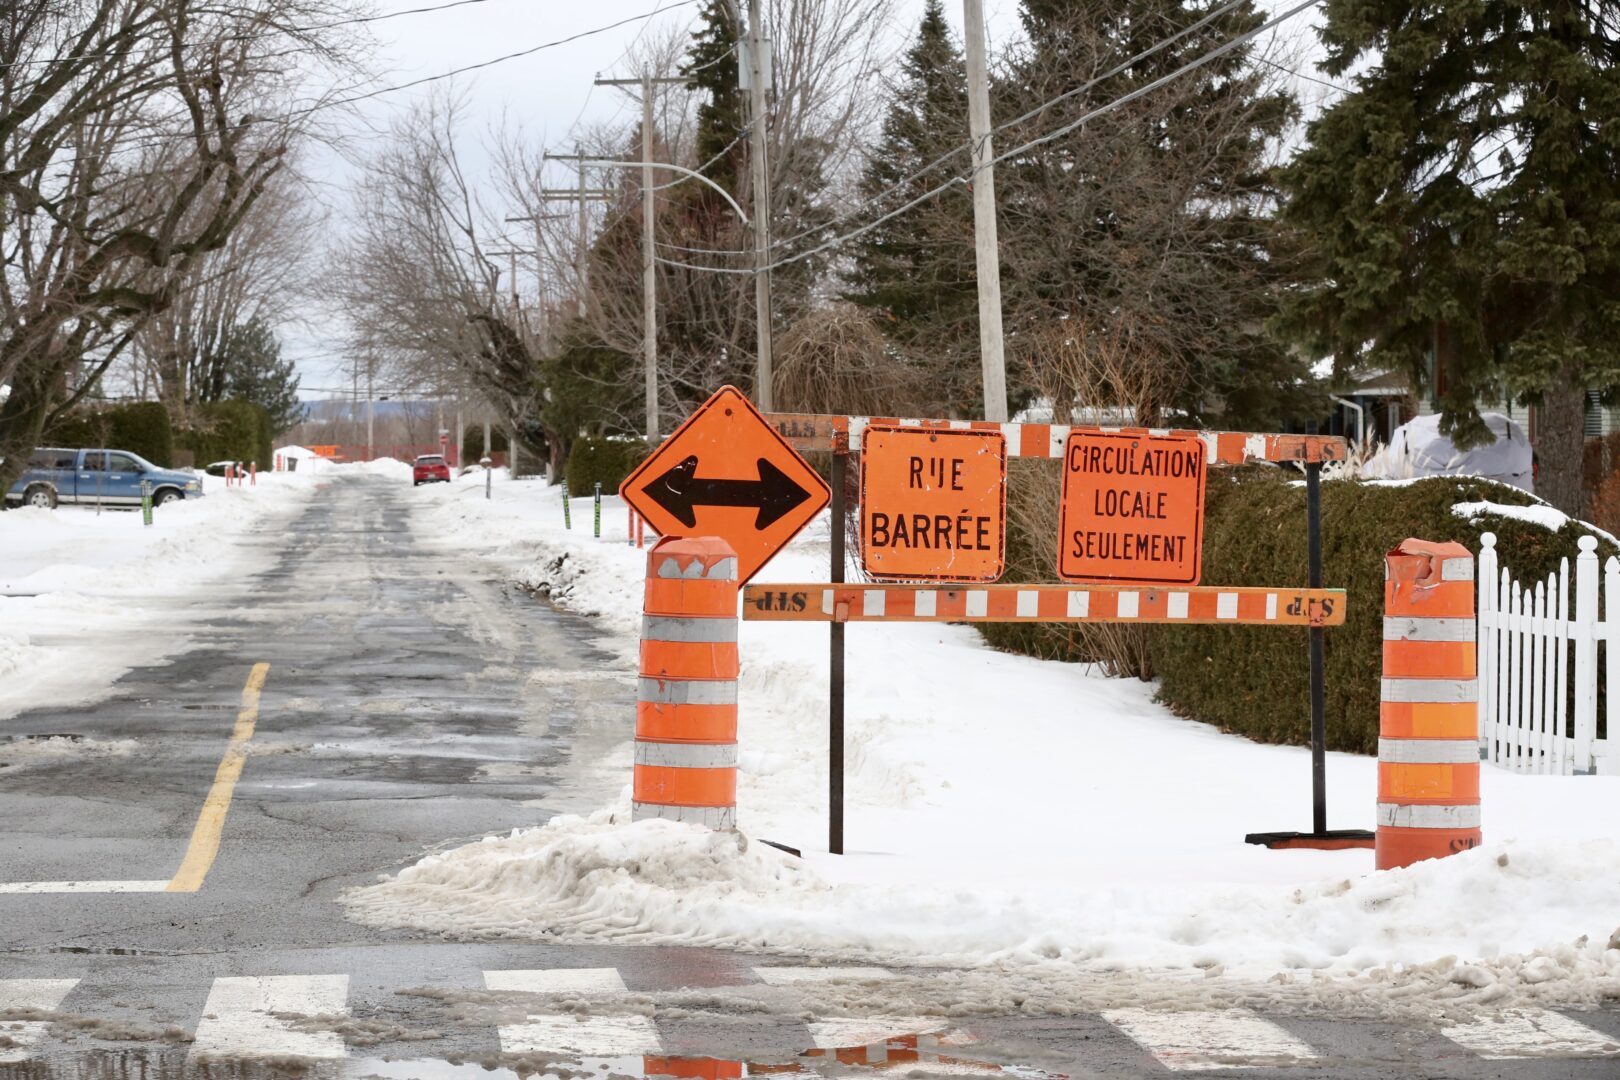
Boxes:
[369,477,1620,1004]
[347,808,1620,990]
[0,471,319,718]
[0,734,138,768]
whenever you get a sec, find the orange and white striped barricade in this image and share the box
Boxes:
[635,536,739,829]
[1378,538,1480,870]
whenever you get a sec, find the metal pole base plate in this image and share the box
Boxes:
[1244,829,1375,850]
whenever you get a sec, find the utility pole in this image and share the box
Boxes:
[962,0,1009,423]
[540,150,616,317]
[365,360,374,462]
[594,71,693,442]
[744,0,774,411]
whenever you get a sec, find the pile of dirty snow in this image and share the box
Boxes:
[375,477,1620,1006]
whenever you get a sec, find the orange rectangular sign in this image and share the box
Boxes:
[860,426,1006,582]
[1057,430,1206,585]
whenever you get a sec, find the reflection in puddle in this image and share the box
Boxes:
[16,1034,1070,1080]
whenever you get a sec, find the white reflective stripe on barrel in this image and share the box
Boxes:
[632,803,737,829]
[1380,678,1478,703]
[634,741,739,769]
[641,616,739,643]
[1440,557,1474,581]
[1378,738,1481,764]
[637,678,738,705]
[655,555,739,581]
[1376,803,1481,829]
[1382,616,1476,642]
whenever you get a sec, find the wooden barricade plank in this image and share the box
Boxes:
[765,413,1346,464]
[742,584,1345,626]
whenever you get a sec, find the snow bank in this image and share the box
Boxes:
[351,477,1620,1007]
[0,472,319,718]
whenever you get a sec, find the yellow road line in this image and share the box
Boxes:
[165,663,270,893]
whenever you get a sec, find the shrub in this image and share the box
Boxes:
[45,401,174,466]
[980,465,1619,754]
[565,436,649,495]
[1147,470,1619,754]
[177,400,272,468]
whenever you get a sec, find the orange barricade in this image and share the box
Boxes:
[634,536,739,830]
[1378,538,1481,870]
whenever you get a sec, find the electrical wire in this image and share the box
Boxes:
[660,0,1264,260]
[4,0,702,169]
[0,0,544,73]
[654,0,1328,276]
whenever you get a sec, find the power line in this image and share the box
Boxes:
[662,0,1263,261]
[7,0,702,168]
[654,0,1328,277]
[0,0,540,73]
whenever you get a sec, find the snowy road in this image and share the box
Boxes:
[2,474,1617,1076]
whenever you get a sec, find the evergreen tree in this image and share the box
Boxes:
[221,318,302,436]
[1277,0,1620,515]
[994,0,1309,427]
[843,0,979,416]
[684,0,746,199]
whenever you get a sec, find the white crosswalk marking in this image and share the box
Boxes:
[1102,1007,1320,1071]
[0,979,78,1063]
[1442,1008,1620,1059]
[753,966,895,985]
[190,975,350,1060]
[808,1017,945,1048]
[483,969,660,1056]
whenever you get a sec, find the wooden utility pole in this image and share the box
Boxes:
[745,0,774,410]
[962,0,1008,423]
[536,152,617,317]
[594,72,693,442]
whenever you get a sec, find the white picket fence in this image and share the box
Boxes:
[1477,532,1618,774]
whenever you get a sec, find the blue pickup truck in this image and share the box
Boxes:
[4,448,203,510]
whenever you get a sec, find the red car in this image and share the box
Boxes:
[413,454,451,486]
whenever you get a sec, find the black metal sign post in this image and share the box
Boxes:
[1244,458,1374,850]
[829,437,848,855]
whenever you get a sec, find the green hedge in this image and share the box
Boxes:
[565,436,649,495]
[979,467,1619,754]
[45,402,174,467]
[1149,471,1620,754]
[177,400,272,469]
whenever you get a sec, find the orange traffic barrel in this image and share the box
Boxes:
[1377,538,1480,870]
[635,536,739,830]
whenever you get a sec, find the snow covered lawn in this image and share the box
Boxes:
[349,471,1620,1010]
[0,469,321,720]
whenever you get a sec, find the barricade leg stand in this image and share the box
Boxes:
[634,537,739,829]
[1378,539,1481,870]
[629,509,637,547]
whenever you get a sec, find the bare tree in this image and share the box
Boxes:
[0,0,367,490]
[337,94,568,476]
[120,168,324,420]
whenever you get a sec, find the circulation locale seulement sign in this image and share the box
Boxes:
[1056,430,1207,585]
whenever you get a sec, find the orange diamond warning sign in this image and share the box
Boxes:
[1057,430,1207,585]
[620,386,830,584]
[860,425,1006,582]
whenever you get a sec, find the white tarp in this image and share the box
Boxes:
[1362,412,1534,493]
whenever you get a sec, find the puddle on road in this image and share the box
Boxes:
[14,1034,1070,1080]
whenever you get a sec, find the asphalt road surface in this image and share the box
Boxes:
[2,475,1617,1078]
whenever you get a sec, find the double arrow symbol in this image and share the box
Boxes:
[640,455,814,531]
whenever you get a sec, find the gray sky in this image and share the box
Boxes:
[288,0,1330,396]
[288,0,1028,395]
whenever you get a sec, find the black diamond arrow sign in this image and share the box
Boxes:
[640,454,814,531]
